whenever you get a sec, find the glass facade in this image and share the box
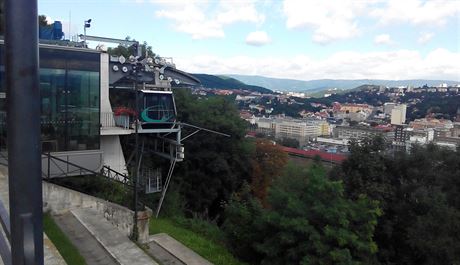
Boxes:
[0,44,100,152]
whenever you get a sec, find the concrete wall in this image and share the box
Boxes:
[43,181,151,243]
[100,135,128,175]
[100,53,112,113]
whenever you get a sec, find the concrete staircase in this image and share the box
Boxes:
[71,208,158,265]
[53,212,118,265]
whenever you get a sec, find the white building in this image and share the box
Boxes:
[391,104,407,125]
[384,102,397,115]
[253,117,325,144]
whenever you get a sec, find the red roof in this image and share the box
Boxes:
[280,146,347,163]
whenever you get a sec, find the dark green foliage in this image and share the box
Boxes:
[221,182,266,263]
[224,164,381,265]
[334,137,460,265]
[107,37,155,58]
[173,89,252,218]
[159,184,186,218]
[403,92,460,120]
[192,74,272,94]
[38,15,49,27]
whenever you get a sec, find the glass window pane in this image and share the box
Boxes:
[40,68,66,152]
[67,70,100,151]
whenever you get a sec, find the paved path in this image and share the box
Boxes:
[53,212,118,265]
[0,166,67,265]
[144,240,185,265]
[72,207,158,265]
[149,233,213,265]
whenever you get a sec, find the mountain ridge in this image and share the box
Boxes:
[227,74,459,93]
[192,73,272,93]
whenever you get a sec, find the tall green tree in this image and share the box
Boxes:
[172,89,252,218]
[334,137,460,264]
[250,139,288,206]
[224,163,381,265]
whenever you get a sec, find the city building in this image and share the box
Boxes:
[391,104,407,125]
[333,125,392,140]
[340,103,373,113]
[409,118,453,130]
[384,102,397,115]
[253,116,328,145]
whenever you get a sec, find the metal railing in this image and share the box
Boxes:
[42,153,148,211]
[42,153,133,188]
[100,112,131,130]
[100,165,132,186]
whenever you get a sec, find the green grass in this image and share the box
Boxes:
[43,213,87,265]
[149,218,247,265]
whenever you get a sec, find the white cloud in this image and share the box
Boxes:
[217,0,265,25]
[418,32,434,44]
[371,0,460,26]
[153,0,265,39]
[282,0,369,44]
[245,31,271,46]
[175,49,460,81]
[154,1,225,39]
[374,34,393,45]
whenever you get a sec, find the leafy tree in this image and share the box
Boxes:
[172,89,252,218]
[333,137,460,264]
[107,37,156,58]
[224,163,381,265]
[257,164,380,265]
[222,182,266,263]
[38,15,49,27]
[250,139,288,206]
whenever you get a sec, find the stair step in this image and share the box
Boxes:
[53,212,119,265]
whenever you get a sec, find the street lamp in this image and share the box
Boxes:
[83,19,91,47]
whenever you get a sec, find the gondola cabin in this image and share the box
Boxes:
[139,90,176,129]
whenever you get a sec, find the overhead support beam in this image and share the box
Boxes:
[79,34,139,47]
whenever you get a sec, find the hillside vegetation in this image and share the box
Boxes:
[193,74,272,94]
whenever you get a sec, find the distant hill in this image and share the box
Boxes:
[192,74,272,94]
[309,84,382,98]
[228,74,459,93]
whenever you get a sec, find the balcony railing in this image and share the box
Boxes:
[101,112,131,130]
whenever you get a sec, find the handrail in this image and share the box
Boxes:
[43,153,133,188]
[42,153,151,212]
[100,166,131,186]
[101,112,130,130]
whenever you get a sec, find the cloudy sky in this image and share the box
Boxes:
[40,0,460,81]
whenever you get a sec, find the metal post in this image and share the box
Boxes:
[47,153,51,179]
[132,76,139,241]
[5,0,43,263]
[83,25,86,47]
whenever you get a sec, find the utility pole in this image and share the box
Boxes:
[5,0,44,263]
[132,63,140,241]
[83,19,91,47]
